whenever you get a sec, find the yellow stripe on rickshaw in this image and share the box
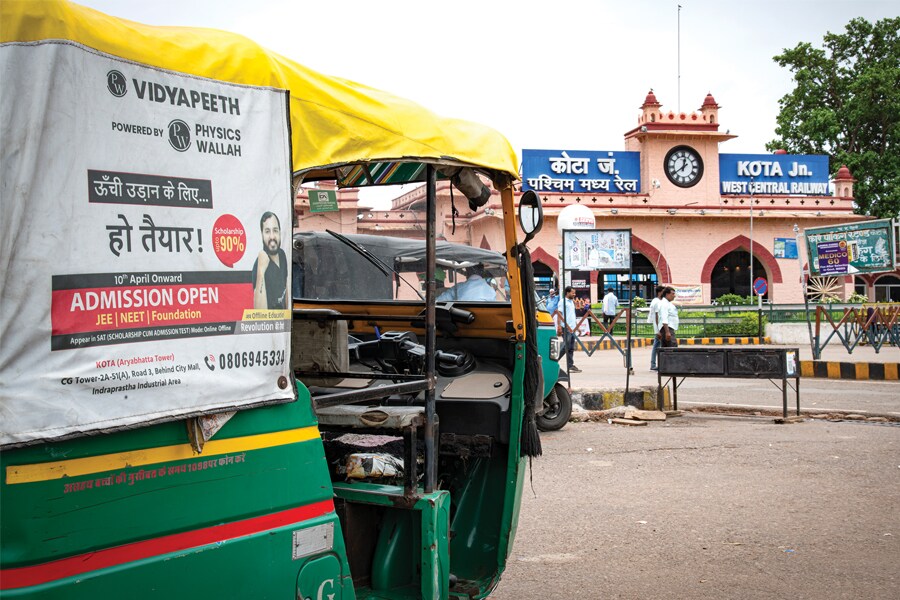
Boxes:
[5,426,320,485]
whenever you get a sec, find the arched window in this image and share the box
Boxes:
[874,275,900,302]
[854,276,868,298]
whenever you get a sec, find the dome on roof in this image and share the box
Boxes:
[834,165,854,180]
[642,89,661,107]
[701,93,718,108]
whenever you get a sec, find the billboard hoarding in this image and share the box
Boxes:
[563,230,632,272]
[804,219,895,276]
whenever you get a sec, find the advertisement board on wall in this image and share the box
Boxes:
[773,237,799,259]
[522,149,640,194]
[563,230,632,271]
[804,219,896,276]
[309,189,339,213]
[670,284,704,305]
[0,42,294,446]
[719,154,829,196]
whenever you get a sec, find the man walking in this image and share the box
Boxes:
[658,286,680,348]
[601,287,619,330]
[648,285,665,371]
[559,286,581,373]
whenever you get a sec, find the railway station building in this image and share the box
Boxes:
[296,91,898,305]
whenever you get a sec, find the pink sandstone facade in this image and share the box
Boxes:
[295,91,896,304]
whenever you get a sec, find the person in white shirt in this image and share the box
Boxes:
[558,286,581,372]
[648,285,665,371]
[658,286,680,348]
[601,287,619,329]
[437,267,497,302]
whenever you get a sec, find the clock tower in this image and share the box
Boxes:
[623,90,735,202]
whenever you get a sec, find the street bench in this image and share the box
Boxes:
[658,346,800,417]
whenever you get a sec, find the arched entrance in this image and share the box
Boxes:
[710,251,767,300]
[599,252,658,303]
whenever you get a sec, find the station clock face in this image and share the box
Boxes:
[664,145,704,188]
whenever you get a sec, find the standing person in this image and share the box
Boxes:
[559,286,581,372]
[252,211,288,309]
[658,286,680,348]
[547,288,560,315]
[601,287,619,329]
[648,285,665,371]
[437,266,496,301]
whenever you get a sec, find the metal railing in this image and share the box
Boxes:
[553,303,900,352]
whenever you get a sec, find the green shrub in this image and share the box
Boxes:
[714,293,752,306]
[630,297,647,308]
[701,311,767,336]
[847,292,868,304]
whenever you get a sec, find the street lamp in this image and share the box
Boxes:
[748,178,754,298]
[794,222,817,359]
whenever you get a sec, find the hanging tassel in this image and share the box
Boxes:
[517,244,542,458]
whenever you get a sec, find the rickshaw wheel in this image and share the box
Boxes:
[536,383,572,431]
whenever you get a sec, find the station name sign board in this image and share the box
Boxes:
[522,149,641,195]
[719,154,830,196]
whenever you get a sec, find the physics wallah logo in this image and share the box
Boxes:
[168,119,192,152]
[107,70,127,97]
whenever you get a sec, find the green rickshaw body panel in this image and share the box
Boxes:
[536,315,561,397]
[1,393,354,600]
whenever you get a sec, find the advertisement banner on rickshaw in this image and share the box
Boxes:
[0,42,293,446]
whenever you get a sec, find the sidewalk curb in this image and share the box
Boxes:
[799,360,900,381]
[677,404,900,422]
[573,386,672,412]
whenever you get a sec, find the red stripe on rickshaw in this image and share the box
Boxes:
[0,499,334,590]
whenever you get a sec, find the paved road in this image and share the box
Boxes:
[565,344,900,417]
[491,414,900,599]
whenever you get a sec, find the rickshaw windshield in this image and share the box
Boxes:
[293,231,511,303]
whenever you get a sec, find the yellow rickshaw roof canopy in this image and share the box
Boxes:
[1,0,519,185]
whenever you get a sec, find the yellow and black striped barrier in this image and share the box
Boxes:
[800,361,900,381]
[680,337,769,346]
[587,337,768,350]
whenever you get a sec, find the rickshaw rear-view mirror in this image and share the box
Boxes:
[518,190,543,243]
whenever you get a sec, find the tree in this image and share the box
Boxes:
[767,17,900,218]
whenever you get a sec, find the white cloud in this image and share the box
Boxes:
[78,0,898,167]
